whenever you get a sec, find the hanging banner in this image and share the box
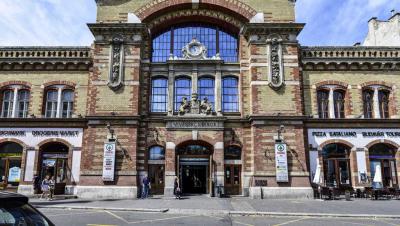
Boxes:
[275,143,289,182]
[102,142,116,181]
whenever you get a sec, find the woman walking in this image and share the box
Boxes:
[48,176,55,201]
[173,176,181,199]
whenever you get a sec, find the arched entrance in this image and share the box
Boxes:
[176,141,213,194]
[39,142,69,195]
[369,143,398,188]
[322,143,352,189]
[0,142,23,190]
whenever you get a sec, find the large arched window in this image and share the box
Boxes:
[151,78,168,112]
[174,78,191,111]
[362,86,391,119]
[1,87,30,118]
[44,86,74,118]
[149,146,165,160]
[222,77,239,112]
[369,143,397,188]
[152,24,238,62]
[198,77,215,110]
[0,142,23,186]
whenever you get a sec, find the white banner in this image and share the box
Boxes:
[102,142,116,181]
[275,143,289,182]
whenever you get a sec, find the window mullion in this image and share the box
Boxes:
[11,87,18,118]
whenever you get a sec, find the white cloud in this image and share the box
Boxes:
[0,0,96,46]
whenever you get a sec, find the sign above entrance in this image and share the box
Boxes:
[166,120,224,130]
[275,143,289,182]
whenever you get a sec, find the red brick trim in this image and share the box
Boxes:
[318,139,354,150]
[315,80,348,89]
[0,81,31,89]
[175,134,217,147]
[365,139,400,150]
[135,0,257,21]
[360,81,393,89]
[42,81,76,88]
[0,138,28,148]
[36,138,73,149]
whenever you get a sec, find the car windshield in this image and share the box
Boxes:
[0,201,50,226]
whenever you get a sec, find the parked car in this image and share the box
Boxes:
[0,192,54,226]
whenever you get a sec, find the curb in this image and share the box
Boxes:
[34,205,168,213]
[34,205,400,219]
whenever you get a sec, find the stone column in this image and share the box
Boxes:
[56,86,63,118]
[373,86,381,119]
[164,142,176,196]
[168,64,175,115]
[213,142,224,195]
[328,87,335,119]
[11,86,19,118]
[215,64,222,115]
[192,64,198,94]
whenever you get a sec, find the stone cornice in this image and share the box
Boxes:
[87,23,149,44]
[241,23,305,37]
[301,46,400,71]
[0,46,92,71]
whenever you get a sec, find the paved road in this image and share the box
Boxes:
[39,208,400,226]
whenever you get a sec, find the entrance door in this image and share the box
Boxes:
[148,165,164,195]
[41,155,68,195]
[224,165,241,195]
[323,158,351,189]
[180,165,207,194]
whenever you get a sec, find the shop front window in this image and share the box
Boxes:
[0,142,23,189]
[369,143,397,188]
[149,146,165,160]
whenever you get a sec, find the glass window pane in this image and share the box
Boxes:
[149,146,165,160]
[222,77,239,112]
[151,78,168,112]
[198,78,215,110]
[174,78,191,111]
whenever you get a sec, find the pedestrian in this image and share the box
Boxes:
[40,175,50,200]
[141,175,150,199]
[174,176,181,199]
[33,174,41,196]
[48,176,55,201]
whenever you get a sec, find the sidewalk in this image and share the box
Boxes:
[31,195,400,219]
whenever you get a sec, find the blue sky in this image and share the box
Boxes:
[0,0,398,46]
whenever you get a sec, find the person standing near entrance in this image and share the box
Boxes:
[48,176,55,201]
[141,175,150,199]
[40,175,50,200]
[33,174,41,196]
[174,176,181,199]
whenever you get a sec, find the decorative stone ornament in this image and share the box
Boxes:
[178,93,213,116]
[182,38,207,59]
[267,35,284,89]
[108,35,124,90]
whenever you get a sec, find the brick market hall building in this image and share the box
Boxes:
[0,0,399,199]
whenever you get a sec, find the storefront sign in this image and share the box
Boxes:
[102,142,116,182]
[8,166,21,183]
[312,131,400,138]
[166,121,223,130]
[0,153,22,158]
[275,143,289,182]
[0,130,79,137]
